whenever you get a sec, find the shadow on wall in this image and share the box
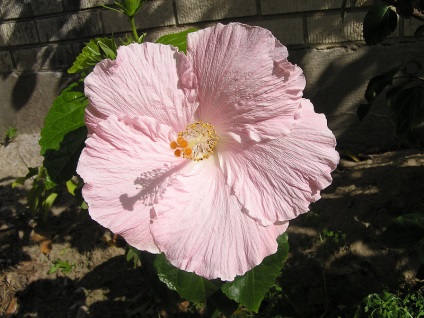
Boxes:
[0,0,232,133]
[1,0,103,114]
[10,73,37,111]
[290,40,424,150]
[1,0,421,148]
[1,0,88,114]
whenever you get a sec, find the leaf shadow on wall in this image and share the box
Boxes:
[10,73,37,111]
[1,0,84,114]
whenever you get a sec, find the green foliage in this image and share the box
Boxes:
[358,61,424,144]
[319,228,347,244]
[363,5,398,45]
[126,245,143,268]
[120,32,146,46]
[103,0,146,44]
[355,291,424,318]
[221,233,289,312]
[386,80,424,144]
[13,166,59,221]
[104,0,145,18]
[382,212,424,248]
[381,205,424,265]
[48,259,75,275]
[415,24,424,38]
[6,127,17,139]
[39,82,87,156]
[39,82,88,183]
[12,167,38,188]
[68,37,118,74]
[155,28,198,53]
[3,127,17,146]
[153,233,289,314]
[359,3,424,144]
[66,178,78,196]
[43,126,87,184]
[154,254,220,303]
[364,67,399,104]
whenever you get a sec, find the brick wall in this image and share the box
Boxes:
[0,0,400,74]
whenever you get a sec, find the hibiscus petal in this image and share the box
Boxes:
[219,99,339,226]
[84,42,197,134]
[77,115,188,253]
[150,156,288,281]
[187,22,305,145]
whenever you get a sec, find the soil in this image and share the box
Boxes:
[1,148,423,318]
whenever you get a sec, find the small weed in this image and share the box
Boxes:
[3,127,17,146]
[125,245,142,268]
[302,208,323,226]
[319,228,346,244]
[48,259,75,275]
[354,290,424,318]
[13,166,59,221]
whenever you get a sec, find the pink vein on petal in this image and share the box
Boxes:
[151,156,289,281]
[219,99,339,226]
[187,23,306,146]
[77,115,189,253]
[84,42,198,134]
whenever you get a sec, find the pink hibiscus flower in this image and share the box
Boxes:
[77,23,339,281]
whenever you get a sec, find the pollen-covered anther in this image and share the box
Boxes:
[174,149,182,157]
[170,122,218,161]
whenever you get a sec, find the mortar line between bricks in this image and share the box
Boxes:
[8,48,17,71]
[255,0,262,16]
[172,0,180,26]
[0,5,113,23]
[302,16,308,44]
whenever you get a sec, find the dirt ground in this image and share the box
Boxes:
[0,148,423,317]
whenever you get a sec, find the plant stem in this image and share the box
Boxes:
[129,16,139,41]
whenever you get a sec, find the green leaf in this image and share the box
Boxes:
[80,201,88,210]
[387,84,424,143]
[44,170,57,190]
[43,126,87,184]
[39,82,87,156]
[42,192,58,221]
[66,179,78,196]
[48,259,75,274]
[104,0,145,17]
[156,28,198,53]
[68,37,117,74]
[207,289,239,318]
[126,245,142,268]
[365,67,399,103]
[415,25,424,38]
[5,127,17,139]
[12,167,38,188]
[154,254,220,303]
[357,103,372,121]
[221,233,290,312]
[27,183,44,213]
[381,212,424,248]
[363,5,398,45]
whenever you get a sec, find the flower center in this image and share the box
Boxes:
[170,122,218,161]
